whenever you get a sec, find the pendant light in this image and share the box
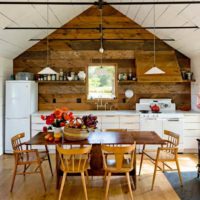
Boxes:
[38,0,57,75]
[99,8,104,54]
[96,7,107,76]
[145,2,165,75]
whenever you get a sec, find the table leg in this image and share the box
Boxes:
[89,144,104,175]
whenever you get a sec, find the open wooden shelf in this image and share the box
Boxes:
[118,80,137,84]
[118,79,195,84]
[37,80,85,84]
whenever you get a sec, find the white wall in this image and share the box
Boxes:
[191,55,200,111]
[0,57,13,155]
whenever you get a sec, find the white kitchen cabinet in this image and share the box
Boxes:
[101,115,120,130]
[183,114,200,153]
[120,115,140,131]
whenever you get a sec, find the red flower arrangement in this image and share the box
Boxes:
[41,108,74,131]
[41,108,98,132]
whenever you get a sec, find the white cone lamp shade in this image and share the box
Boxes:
[145,66,165,75]
[38,67,58,75]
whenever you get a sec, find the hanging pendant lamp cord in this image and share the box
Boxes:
[100,8,103,68]
[153,1,156,67]
[46,0,49,67]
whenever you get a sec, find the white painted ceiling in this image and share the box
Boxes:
[0,0,200,59]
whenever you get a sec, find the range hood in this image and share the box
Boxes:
[136,50,182,82]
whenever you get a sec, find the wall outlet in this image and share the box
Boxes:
[53,98,56,103]
[77,98,81,103]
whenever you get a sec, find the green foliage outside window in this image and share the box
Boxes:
[88,65,116,99]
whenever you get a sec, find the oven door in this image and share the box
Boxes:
[162,118,183,152]
[140,117,163,150]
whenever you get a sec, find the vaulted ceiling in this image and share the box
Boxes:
[0,0,200,59]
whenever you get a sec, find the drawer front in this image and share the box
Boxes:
[101,123,120,130]
[120,116,140,123]
[101,116,119,123]
[120,123,140,130]
[184,115,200,123]
[183,137,199,150]
[184,130,200,137]
[32,116,44,124]
[184,123,200,130]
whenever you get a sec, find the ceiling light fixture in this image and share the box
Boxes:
[145,2,165,75]
[99,8,104,54]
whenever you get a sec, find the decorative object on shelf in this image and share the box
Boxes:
[125,89,134,99]
[181,70,193,80]
[144,3,165,75]
[41,108,98,141]
[15,72,34,80]
[118,73,128,81]
[78,71,86,81]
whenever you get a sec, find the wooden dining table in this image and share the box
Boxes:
[26,131,165,189]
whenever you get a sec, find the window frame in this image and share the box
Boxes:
[86,63,118,101]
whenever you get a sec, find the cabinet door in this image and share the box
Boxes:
[183,137,199,153]
[140,119,163,150]
[101,116,119,123]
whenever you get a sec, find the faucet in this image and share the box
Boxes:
[95,98,108,110]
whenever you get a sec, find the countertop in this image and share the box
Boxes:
[32,110,200,116]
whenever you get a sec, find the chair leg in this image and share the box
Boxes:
[175,158,183,187]
[105,172,111,200]
[151,159,158,190]
[81,172,88,200]
[85,170,89,184]
[126,172,134,200]
[58,172,67,200]
[10,164,17,192]
[139,151,144,176]
[104,171,107,181]
[38,163,47,191]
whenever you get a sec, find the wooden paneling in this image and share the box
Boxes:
[13,5,191,111]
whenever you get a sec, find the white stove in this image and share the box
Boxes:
[136,98,176,112]
[136,99,184,152]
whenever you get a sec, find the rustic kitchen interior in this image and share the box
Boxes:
[0,0,200,200]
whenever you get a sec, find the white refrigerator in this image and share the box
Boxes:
[5,81,38,153]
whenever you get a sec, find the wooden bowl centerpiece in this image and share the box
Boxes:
[63,127,89,141]
[64,115,98,141]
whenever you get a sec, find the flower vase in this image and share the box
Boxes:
[53,127,62,140]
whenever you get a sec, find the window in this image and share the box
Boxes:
[87,64,116,99]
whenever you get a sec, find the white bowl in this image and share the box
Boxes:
[67,76,73,81]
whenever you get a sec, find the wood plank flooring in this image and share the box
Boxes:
[0,153,198,200]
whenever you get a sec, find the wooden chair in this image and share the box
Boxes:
[139,130,183,190]
[10,133,47,192]
[56,145,92,200]
[101,143,136,200]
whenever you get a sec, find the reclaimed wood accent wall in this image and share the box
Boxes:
[13,5,191,111]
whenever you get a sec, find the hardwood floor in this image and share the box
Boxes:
[0,153,198,200]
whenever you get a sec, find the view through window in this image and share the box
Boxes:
[88,65,116,99]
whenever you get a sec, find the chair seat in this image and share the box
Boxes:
[60,159,89,173]
[143,150,175,161]
[105,158,133,173]
[17,151,47,164]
